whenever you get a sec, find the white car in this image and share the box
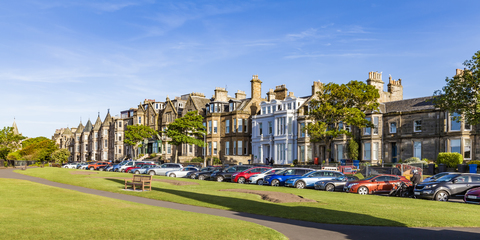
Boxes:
[148,163,183,176]
[248,168,284,185]
[63,163,78,169]
[166,167,199,178]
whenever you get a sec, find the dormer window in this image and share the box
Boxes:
[229,102,235,112]
[278,105,282,111]
[262,107,266,115]
[215,104,219,113]
[206,105,210,112]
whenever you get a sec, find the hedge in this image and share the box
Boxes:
[437,152,463,168]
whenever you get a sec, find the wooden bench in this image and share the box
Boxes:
[124,175,152,191]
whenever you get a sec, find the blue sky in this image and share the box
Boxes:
[2,0,480,138]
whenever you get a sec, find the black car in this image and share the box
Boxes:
[211,165,252,182]
[193,167,225,180]
[314,175,359,191]
[414,173,480,201]
[186,166,220,179]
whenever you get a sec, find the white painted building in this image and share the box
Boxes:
[251,86,308,165]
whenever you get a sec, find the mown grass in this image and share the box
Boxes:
[0,178,286,240]
[17,167,480,227]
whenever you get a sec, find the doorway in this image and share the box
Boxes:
[391,143,397,163]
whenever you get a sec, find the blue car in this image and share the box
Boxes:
[285,170,344,189]
[263,168,314,186]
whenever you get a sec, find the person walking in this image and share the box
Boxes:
[270,158,274,166]
[410,169,421,188]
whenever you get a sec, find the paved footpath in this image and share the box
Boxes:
[2,168,480,240]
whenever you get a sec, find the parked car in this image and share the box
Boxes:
[211,165,253,182]
[192,167,225,180]
[285,170,344,189]
[119,161,152,172]
[186,167,220,179]
[414,173,480,201]
[314,175,359,191]
[63,163,78,169]
[344,174,411,195]
[97,163,112,171]
[422,172,457,183]
[232,167,271,184]
[263,168,314,186]
[78,162,89,169]
[248,168,284,185]
[166,167,200,178]
[112,161,130,172]
[464,187,480,204]
[147,163,183,176]
[129,164,157,174]
[125,163,154,173]
[87,162,110,170]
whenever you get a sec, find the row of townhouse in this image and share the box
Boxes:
[53,70,478,164]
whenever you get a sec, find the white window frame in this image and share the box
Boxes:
[237,141,242,155]
[449,112,462,132]
[373,116,379,135]
[363,142,371,160]
[464,138,472,160]
[364,117,371,135]
[414,120,422,132]
[226,120,230,134]
[450,139,461,154]
[213,120,218,134]
[413,141,422,159]
[225,141,230,155]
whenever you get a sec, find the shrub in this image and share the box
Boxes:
[293,159,298,165]
[437,152,463,168]
[467,160,480,166]
[212,157,221,165]
[149,153,157,159]
[190,157,203,163]
[347,138,359,160]
[138,154,144,158]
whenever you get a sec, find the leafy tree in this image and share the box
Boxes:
[124,125,157,159]
[165,111,206,164]
[0,126,25,159]
[51,148,71,164]
[347,138,359,160]
[432,50,480,125]
[306,80,380,163]
[19,137,57,162]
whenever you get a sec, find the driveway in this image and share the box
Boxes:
[2,168,480,240]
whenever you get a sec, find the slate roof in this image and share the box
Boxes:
[237,98,251,111]
[83,120,93,132]
[384,96,436,113]
[191,96,211,109]
[75,122,84,134]
[93,115,102,131]
[102,112,112,126]
[63,127,72,135]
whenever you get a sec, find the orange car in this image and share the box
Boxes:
[344,174,411,195]
[87,161,110,171]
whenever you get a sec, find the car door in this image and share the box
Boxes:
[450,175,471,196]
[370,176,385,192]
[381,176,399,192]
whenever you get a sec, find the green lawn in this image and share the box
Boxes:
[17,168,480,227]
[0,178,286,240]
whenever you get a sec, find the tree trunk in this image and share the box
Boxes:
[326,139,332,165]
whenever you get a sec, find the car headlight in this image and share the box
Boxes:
[232,173,238,177]
[251,174,258,178]
[424,184,436,189]
[348,183,358,187]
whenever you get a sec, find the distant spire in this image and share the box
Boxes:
[12,118,19,135]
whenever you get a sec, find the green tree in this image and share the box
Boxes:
[0,126,25,159]
[432,50,480,125]
[51,148,71,164]
[347,138,359,160]
[19,137,57,162]
[165,111,206,164]
[306,80,380,163]
[124,125,157,159]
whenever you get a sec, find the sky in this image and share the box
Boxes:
[1,0,480,138]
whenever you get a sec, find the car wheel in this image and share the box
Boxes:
[435,190,449,202]
[326,184,335,192]
[271,179,280,187]
[149,171,155,176]
[90,167,94,171]
[99,168,104,171]
[238,177,246,184]
[169,173,176,178]
[217,176,224,182]
[357,186,369,195]
[135,170,140,174]
[198,175,205,180]
[190,174,196,179]
[295,181,306,189]
[115,169,119,172]
[257,179,264,185]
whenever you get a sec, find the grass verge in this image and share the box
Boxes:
[0,178,286,240]
[17,167,480,227]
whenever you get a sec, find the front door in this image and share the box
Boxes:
[391,143,397,163]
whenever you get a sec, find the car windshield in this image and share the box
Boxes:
[275,169,288,175]
[436,174,461,182]
[432,172,450,180]
[302,171,317,177]
[363,176,376,181]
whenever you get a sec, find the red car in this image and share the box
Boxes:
[344,174,411,195]
[232,167,272,184]
[125,163,154,173]
[464,187,480,204]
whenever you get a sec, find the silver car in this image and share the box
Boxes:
[148,163,183,176]
[249,168,284,185]
[166,167,199,178]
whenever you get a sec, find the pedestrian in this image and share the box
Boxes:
[270,158,274,166]
[265,157,269,166]
[410,169,421,188]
